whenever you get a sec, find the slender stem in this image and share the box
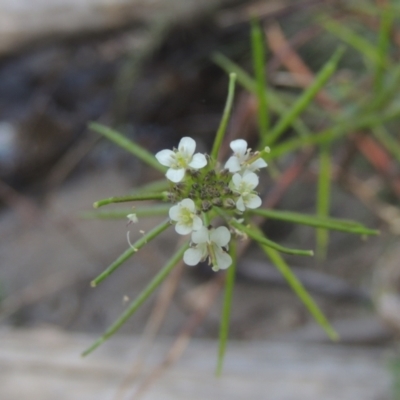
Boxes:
[94,192,167,208]
[229,219,313,256]
[260,244,338,341]
[374,5,393,93]
[210,73,237,161]
[82,205,171,220]
[249,208,379,235]
[216,241,237,376]
[251,17,269,140]
[373,125,400,163]
[89,122,166,173]
[316,143,331,261]
[91,219,171,286]
[320,17,380,66]
[212,52,311,139]
[269,105,400,159]
[82,241,189,356]
[262,46,345,147]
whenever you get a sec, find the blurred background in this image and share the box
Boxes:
[1,0,400,399]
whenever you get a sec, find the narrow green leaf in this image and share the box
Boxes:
[269,105,400,159]
[81,205,171,220]
[212,52,312,139]
[89,122,166,173]
[373,125,400,164]
[262,46,345,147]
[90,219,171,287]
[250,208,379,235]
[82,241,188,356]
[320,17,380,65]
[130,179,170,195]
[260,244,338,341]
[374,6,393,93]
[368,63,400,111]
[229,219,313,256]
[216,242,237,376]
[210,73,237,161]
[93,192,167,208]
[316,144,331,261]
[251,18,269,139]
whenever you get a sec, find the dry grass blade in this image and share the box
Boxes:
[114,262,184,400]
[266,22,339,113]
[130,274,225,400]
[266,21,400,202]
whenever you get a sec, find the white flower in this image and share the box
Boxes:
[127,213,138,224]
[169,198,203,235]
[183,226,232,271]
[155,137,207,183]
[230,172,262,212]
[224,139,267,173]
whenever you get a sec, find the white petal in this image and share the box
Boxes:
[231,173,242,188]
[249,158,267,170]
[175,222,192,235]
[213,247,232,271]
[188,153,207,169]
[236,197,245,212]
[166,168,185,183]
[180,198,195,211]
[230,139,247,156]
[245,194,262,209]
[178,137,196,157]
[169,204,180,221]
[127,213,138,223]
[224,156,241,173]
[192,215,203,231]
[155,149,174,167]
[183,248,203,266]
[191,226,209,244]
[242,172,259,188]
[210,226,231,247]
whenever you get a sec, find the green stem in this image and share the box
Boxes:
[212,52,311,139]
[249,208,379,235]
[82,241,189,356]
[262,46,345,147]
[210,73,237,161]
[374,5,393,93]
[89,122,166,173]
[251,17,269,140]
[81,205,171,220]
[216,242,237,376]
[316,143,331,261]
[94,192,167,208]
[269,105,400,159]
[260,244,338,341]
[91,219,171,286]
[229,219,313,256]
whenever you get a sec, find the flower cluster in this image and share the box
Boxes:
[155,137,268,271]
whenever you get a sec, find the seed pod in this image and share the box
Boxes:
[223,198,236,209]
[188,169,201,179]
[201,200,212,212]
[212,198,222,207]
[222,186,233,196]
